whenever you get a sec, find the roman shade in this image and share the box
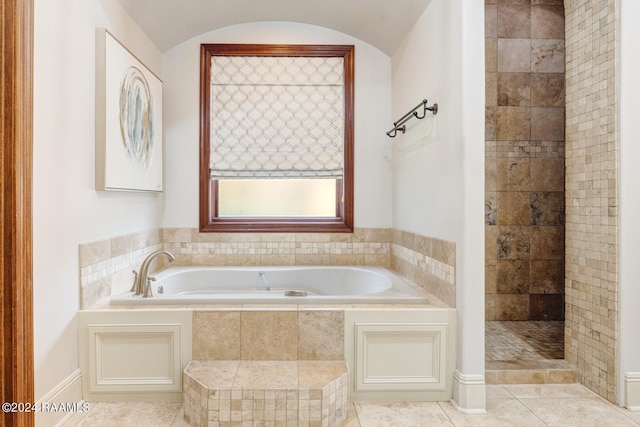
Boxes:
[209,55,345,179]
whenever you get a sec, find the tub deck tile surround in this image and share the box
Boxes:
[80,227,457,310]
[183,360,349,427]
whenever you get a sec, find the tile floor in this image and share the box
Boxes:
[61,384,640,427]
[484,321,578,384]
[485,321,564,361]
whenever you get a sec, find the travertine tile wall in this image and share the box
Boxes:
[485,0,566,321]
[192,310,344,361]
[80,227,457,308]
[564,0,618,403]
[78,228,162,309]
[390,229,456,307]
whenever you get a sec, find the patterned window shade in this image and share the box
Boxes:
[210,56,345,179]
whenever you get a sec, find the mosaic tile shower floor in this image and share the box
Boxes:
[485,321,564,362]
[484,321,577,385]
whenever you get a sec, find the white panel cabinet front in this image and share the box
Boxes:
[345,309,456,401]
[89,324,181,391]
[355,323,447,391]
[79,310,192,401]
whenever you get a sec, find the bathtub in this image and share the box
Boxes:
[109,266,429,305]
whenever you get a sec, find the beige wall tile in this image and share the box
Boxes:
[498,39,532,73]
[530,226,564,260]
[497,5,531,39]
[298,311,344,360]
[531,40,565,73]
[497,73,531,107]
[79,239,110,267]
[531,158,564,191]
[329,254,364,266]
[531,74,565,107]
[531,5,565,39]
[485,4,497,38]
[496,294,530,320]
[193,311,241,360]
[240,311,298,360]
[497,107,531,141]
[486,107,498,140]
[497,260,530,294]
[531,107,565,141]
[496,158,531,191]
[497,226,532,260]
[364,254,390,267]
[163,227,193,243]
[497,191,531,225]
[80,278,111,309]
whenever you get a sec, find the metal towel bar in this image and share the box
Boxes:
[386,99,438,138]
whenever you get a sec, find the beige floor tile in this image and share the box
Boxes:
[504,383,597,399]
[520,397,639,427]
[610,403,640,424]
[341,403,361,427]
[170,407,190,427]
[486,385,514,398]
[67,402,182,427]
[354,401,453,427]
[440,399,546,427]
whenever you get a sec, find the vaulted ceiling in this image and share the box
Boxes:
[115,0,430,55]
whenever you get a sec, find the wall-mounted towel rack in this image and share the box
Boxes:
[386,99,438,138]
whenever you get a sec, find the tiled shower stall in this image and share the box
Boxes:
[485,0,566,321]
[486,0,620,403]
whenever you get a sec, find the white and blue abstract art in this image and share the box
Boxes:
[96,29,163,192]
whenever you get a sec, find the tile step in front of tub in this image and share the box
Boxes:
[183,360,349,427]
[485,359,581,385]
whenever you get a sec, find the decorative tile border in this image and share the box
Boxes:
[486,141,565,159]
[162,228,391,267]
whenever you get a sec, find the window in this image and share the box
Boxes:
[199,44,354,232]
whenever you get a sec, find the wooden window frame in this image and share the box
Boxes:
[199,44,354,233]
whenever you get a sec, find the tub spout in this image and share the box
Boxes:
[258,271,271,291]
[133,250,175,297]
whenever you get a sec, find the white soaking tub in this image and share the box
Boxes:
[109,266,429,305]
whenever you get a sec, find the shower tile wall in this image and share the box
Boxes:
[485,0,565,321]
[564,0,618,402]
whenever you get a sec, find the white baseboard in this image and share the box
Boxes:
[451,369,487,414]
[35,369,85,427]
[625,373,640,411]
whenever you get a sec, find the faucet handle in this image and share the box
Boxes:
[129,270,139,293]
[142,276,156,298]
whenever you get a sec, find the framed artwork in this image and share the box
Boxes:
[95,28,163,192]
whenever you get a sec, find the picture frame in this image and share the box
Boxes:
[95,28,163,192]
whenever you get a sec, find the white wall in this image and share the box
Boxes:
[618,0,640,406]
[33,0,163,400]
[161,22,393,228]
[390,0,486,391]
